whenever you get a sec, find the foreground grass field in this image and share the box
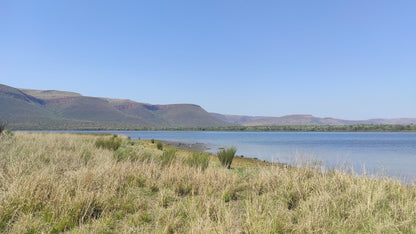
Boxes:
[1,132,415,233]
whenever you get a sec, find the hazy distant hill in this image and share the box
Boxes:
[2,83,415,130]
[211,113,416,126]
[0,84,230,129]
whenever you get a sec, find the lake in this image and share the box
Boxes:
[52,131,416,183]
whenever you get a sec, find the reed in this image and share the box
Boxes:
[217,146,237,169]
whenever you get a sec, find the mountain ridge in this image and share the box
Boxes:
[1,83,415,130]
[0,84,230,129]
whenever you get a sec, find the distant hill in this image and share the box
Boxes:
[0,84,230,130]
[211,113,416,126]
[2,83,414,130]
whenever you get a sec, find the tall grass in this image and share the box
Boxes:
[217,147,237,169]
[185,152,210,171]
[159,148,176,166]
[1,132,416,233]
[94,135,121,151]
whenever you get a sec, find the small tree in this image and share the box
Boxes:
[217,147,237,169]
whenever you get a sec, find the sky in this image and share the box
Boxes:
[1,0,415,120]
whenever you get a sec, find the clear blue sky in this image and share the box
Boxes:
[1,0,415,120]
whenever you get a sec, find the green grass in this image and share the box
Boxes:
[185,152,210,171]
[1,132,416,233]
[159,148,176,166]
[156,141,163,150]
[217,146,237,169]
[95,135,122,151]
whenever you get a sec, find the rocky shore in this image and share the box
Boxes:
[160,140,208,152]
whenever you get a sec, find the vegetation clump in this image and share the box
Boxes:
[94,135,121,151]
[0,121,7,135]
[159,148,176,166]
[185,152,210,171]
[156,141,163,150]
[217,146,237,169]
[0,122,13,137]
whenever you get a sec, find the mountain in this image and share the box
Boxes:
[0,84,230,130]
[211,113,416,126]
[2,83,414,130]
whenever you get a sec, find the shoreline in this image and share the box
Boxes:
[159,139,275,167]
[160,140,210,152]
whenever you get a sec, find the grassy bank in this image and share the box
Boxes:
[1,132,415,233]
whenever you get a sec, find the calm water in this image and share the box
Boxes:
[54,131,416,183]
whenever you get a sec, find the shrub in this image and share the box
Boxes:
[95,135,121,151]
[0,121,7,135]
[151,138,155,144]
[159,148,176,166]
[185,152,210,171]
[217,146,237,169]
[156,141,163,150]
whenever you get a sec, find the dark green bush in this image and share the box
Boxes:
[156,141,163,150]
[217,147,237,169]
[185,152,210,171]
[159,148,176,166]
[95,135,121,151]
[151,138,155,144]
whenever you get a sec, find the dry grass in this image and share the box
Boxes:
[1,132,415,233]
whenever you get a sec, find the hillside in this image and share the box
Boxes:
[0,84,230,129]
[2,83,414,130]
[212,113,416,126]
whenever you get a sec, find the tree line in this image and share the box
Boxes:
[166,124,416,132]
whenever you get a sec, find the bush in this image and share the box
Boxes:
[156,141,163,150]
[151,138,155,144]
[95,135,121,151]
[159,148,176,166]
[0,121,7,135]
[217,147,237,169]
[185,152,210,171]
